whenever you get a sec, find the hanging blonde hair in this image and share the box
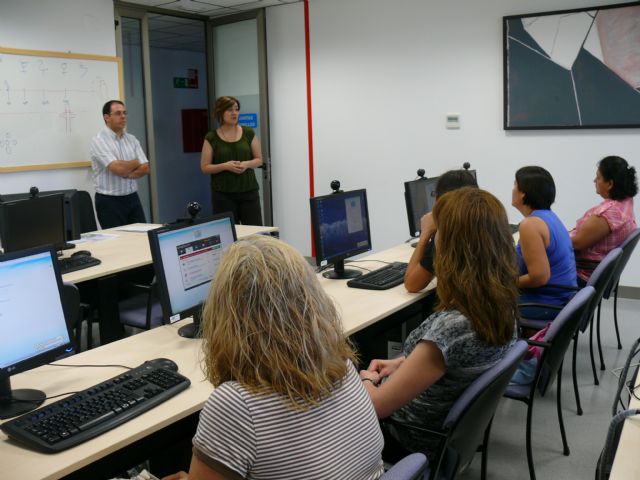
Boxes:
[432,187,518,345]
[201,235,356,408]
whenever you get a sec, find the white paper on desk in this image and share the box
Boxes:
[72,232,119,244]
[114,224,159,233]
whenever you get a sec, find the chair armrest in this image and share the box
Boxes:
[544,283,580,291]
[518,302,563,311]
[526,339,550,349]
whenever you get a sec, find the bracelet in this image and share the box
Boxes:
[361,377,377,386]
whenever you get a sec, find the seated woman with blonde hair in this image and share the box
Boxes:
[360,187,519,464]
[571,155,638,284]
[163,235,384,480]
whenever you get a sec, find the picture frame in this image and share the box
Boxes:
[503,1,640,130]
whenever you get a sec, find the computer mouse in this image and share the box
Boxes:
[71,250,92,258]
[144,357,179,372]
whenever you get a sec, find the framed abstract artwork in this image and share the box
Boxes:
[503,1,640,129]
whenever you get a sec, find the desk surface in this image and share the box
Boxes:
[609,389,640,478]
[1,240,431,479]
[61,224,279,284]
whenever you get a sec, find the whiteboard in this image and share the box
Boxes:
[0,47,123,172]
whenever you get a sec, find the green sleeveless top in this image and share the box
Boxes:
[204,126,259,193]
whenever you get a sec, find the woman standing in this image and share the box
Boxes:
[200,96,263,225]
[571,156,638,283]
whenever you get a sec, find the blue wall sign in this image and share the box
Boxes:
[238,113,258,128]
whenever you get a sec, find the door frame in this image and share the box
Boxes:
[208,10,273,226]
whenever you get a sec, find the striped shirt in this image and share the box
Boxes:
[89,126,148,196]
[193,362,384,480]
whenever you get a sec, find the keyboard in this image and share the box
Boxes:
[1,358,190,453]
[347,262,407,290]
[58,255,101,274]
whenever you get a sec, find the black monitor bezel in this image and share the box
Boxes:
[404,177,439,238]
[309,188,372,268]
[0,194,69,253]
[147,212,238,326]
[0,244,73,381]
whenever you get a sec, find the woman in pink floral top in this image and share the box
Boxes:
[570,156,638,283]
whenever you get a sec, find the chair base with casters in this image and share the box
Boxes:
[384,341,528,480]
[505,287,595,480]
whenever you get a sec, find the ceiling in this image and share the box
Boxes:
[119,0,299,53]
[121,0,300,18]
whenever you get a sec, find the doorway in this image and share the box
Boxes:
[115,6,273,226]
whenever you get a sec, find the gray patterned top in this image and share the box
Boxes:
[388,309,517,462]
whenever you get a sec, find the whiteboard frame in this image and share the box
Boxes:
[0,46,124,173]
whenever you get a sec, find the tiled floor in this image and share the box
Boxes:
[459,296,639,480]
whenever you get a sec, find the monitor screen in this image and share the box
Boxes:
[0,194,69,253]
[309,189,371,279]
[404,177,439,237]
[0,246,72,418]
[148,213,237,338]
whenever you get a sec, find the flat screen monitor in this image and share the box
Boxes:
[0,194,71,253]
[0,246,73,419]
[404,177,439,238]
[148,213,237,339]
[309,188,372,280]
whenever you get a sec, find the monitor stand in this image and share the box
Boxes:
[0,377,45,419]
[178,310,202,339]
[322,259,362,280]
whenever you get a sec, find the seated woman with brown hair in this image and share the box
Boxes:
[359,187,519,464]
[571,155,638,284]
[164,235,384,480]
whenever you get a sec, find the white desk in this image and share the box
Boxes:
[1,241,431,479]
[61,224,279,284]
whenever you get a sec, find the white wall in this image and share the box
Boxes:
[0,0,115,197]
[266,0,640,287]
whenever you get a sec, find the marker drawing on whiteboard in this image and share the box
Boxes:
[38,59,48,75]
[0,133,18,155]
[4,81,10,105]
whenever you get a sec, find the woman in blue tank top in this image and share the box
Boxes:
[512,166,577,320]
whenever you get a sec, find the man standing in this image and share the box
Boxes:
[90,100,150,229]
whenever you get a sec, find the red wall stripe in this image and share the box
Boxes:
[304,0,316,257]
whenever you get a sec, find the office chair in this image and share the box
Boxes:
[119,278,164,331]
[599,228,640,351]
[380,453,428,480]
[386,340,528,480]
[60,282,82,352]
[594,336,640,480]
[504,287,595,480]
[519,248,623,415]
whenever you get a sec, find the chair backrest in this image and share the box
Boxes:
[435,340,528,477]
[603,229,640,299]
[60,282,81,352]
[536,286,596,395]
[380,452,428,480]
[581,249,623,332]
[67,190,98,238]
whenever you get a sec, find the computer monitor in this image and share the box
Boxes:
[0,194,72,253]
[0,246,73,419]
[404,177,439,238]
[309,188,372,280]
[148,213,237,339]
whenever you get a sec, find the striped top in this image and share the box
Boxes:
[192,362,384,480]
[89,126,149,196]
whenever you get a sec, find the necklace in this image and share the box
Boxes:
[218,125,236,141]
